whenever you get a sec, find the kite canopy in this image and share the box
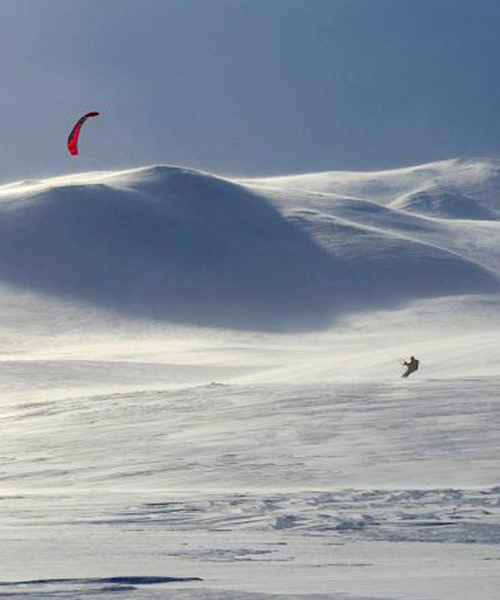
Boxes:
[67,112,100,156]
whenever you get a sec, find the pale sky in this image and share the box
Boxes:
[1,0,500,182]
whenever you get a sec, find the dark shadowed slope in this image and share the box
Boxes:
[0,167,338,331]
[0,164,497,331]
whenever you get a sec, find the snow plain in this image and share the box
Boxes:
[0,158,499,599]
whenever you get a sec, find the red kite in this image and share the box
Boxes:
[68,112,99,156]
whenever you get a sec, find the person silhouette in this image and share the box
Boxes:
[402,356,419,378]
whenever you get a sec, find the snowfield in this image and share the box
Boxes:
[0,158,499,599]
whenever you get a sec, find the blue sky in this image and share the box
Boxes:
[1,0,500,181]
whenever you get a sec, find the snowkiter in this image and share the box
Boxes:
[402,356,419,378]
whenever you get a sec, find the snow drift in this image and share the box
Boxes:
[0,159,498,331]
[1,159,500,600]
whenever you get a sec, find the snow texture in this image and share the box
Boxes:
[0,158,499,599]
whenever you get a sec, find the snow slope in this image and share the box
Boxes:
[0,158,499,599]
[0,159,498,331]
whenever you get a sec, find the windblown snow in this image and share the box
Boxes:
[0,158,499,600]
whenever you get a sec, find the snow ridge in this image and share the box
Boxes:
[0,159,499,331]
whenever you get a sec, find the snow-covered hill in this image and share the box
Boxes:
[1,159,499,599]
[0,158,498,331]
